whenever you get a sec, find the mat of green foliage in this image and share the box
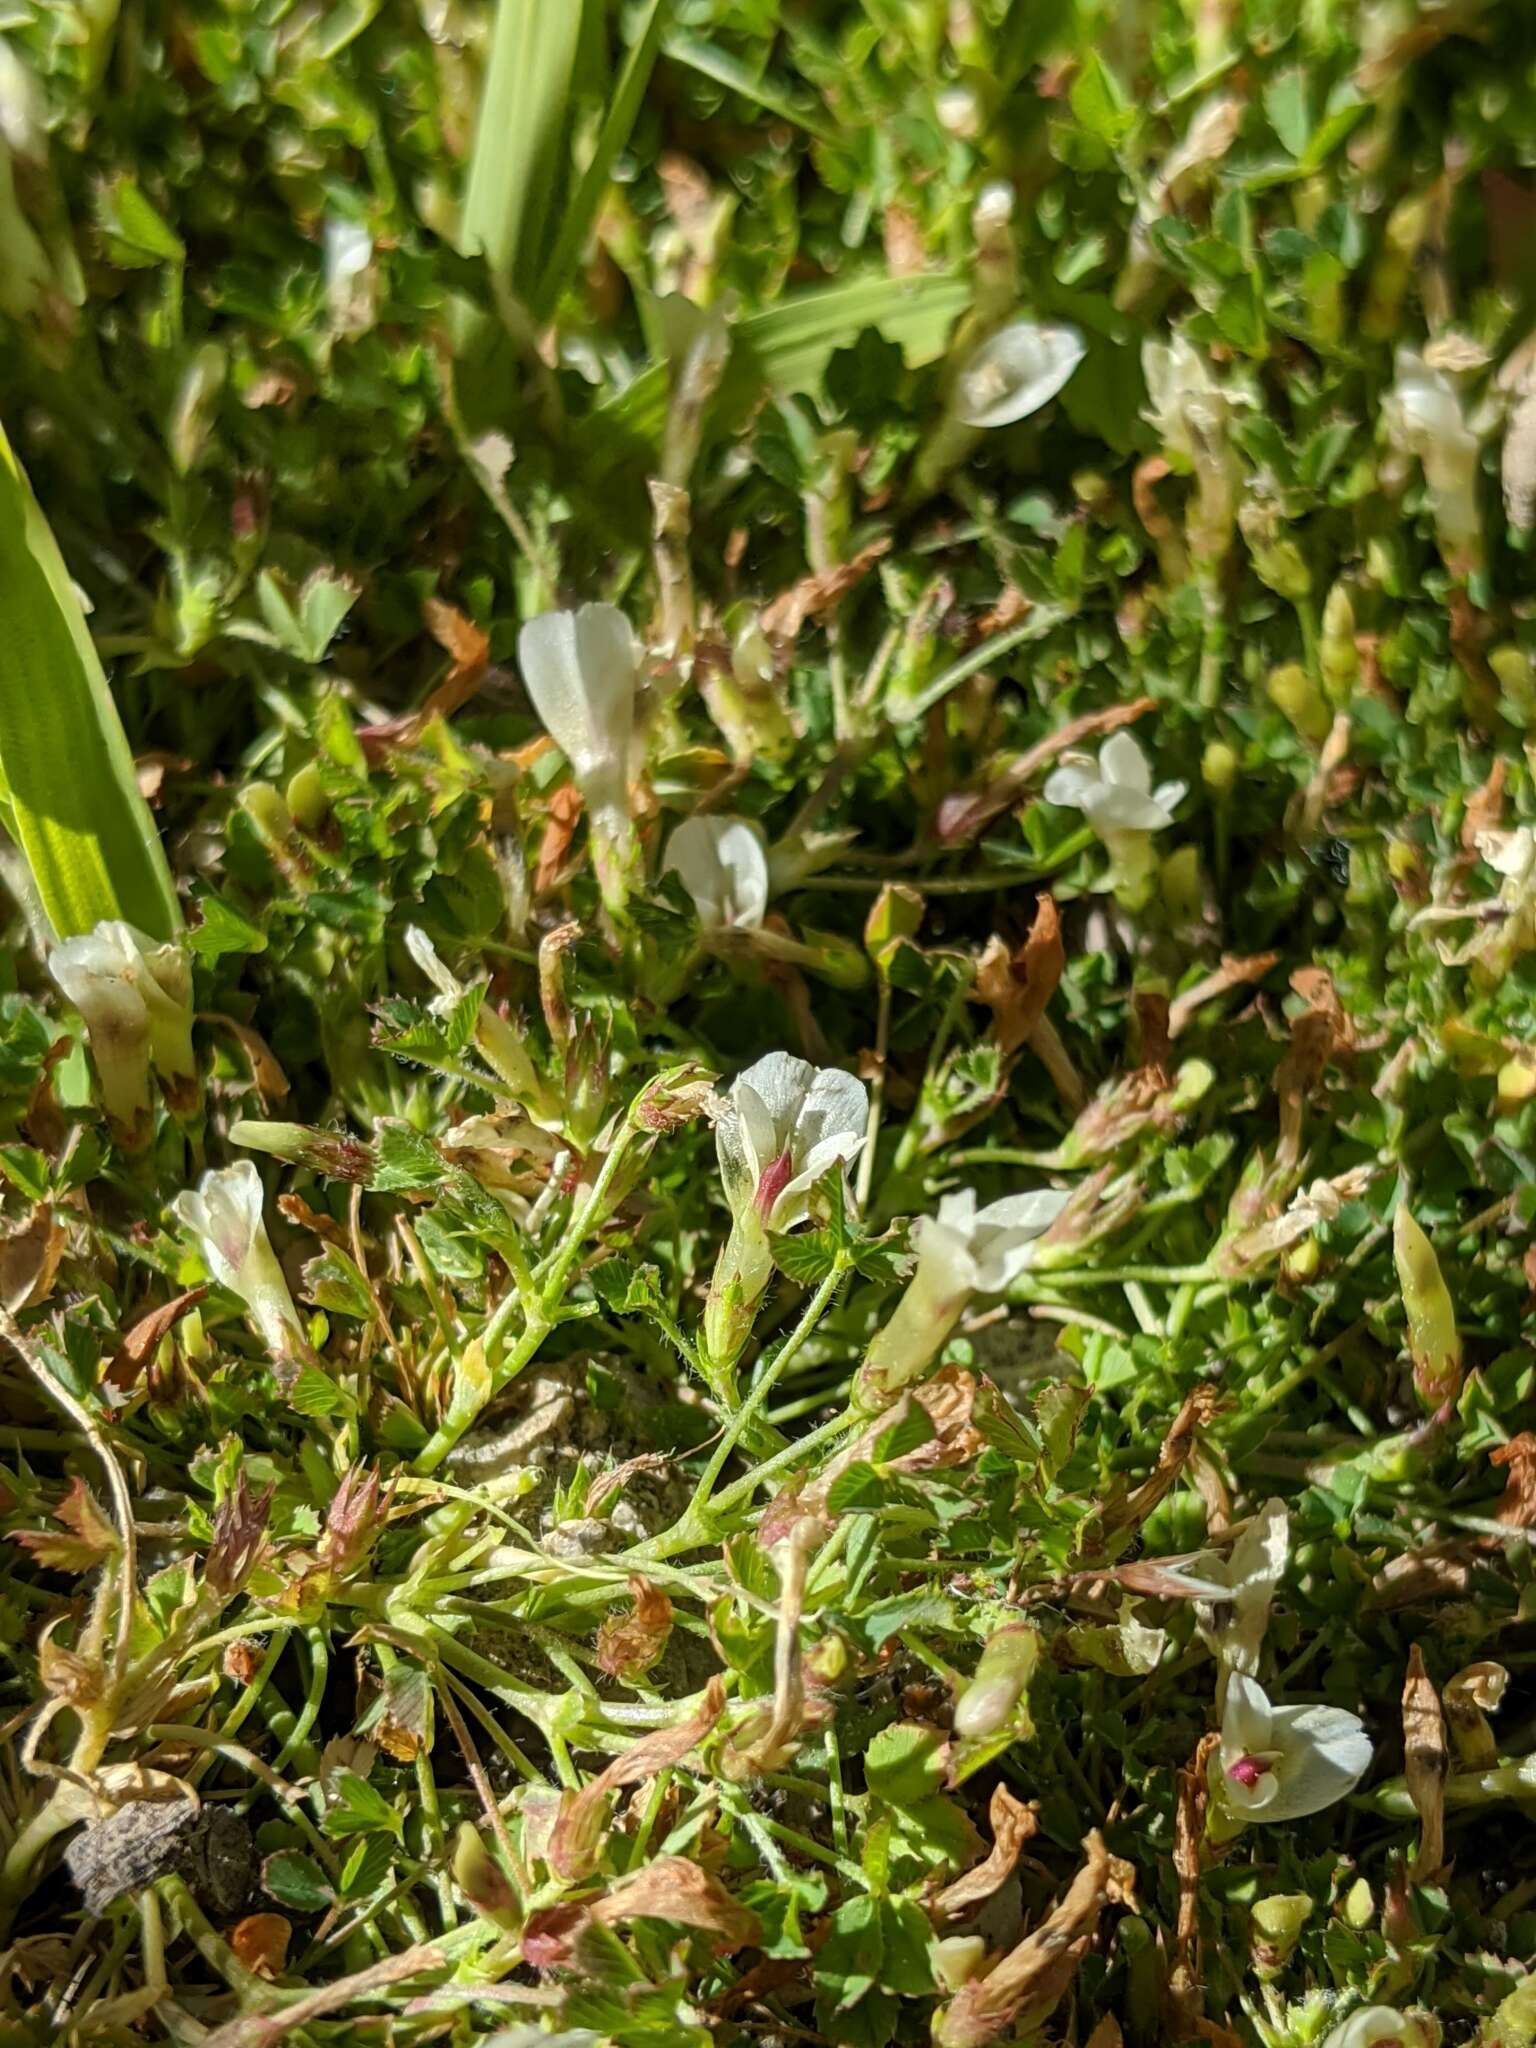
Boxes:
[4,3,1536,2045]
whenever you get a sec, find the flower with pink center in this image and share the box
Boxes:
[704,1052,868,1372]
[1212,1673,1372,1828]
[714,1052,868,1236]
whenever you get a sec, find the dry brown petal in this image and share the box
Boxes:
[759,538,892,642]
[200,1013,290,1102]
[521,1901,590,1970]
[934,1831,1113,2048]
[223,1641,264,1686]
[1492,1433,1536,1527]
[1403,1644,1447,1881]
[0,1204,64,1314]
[970,897,1064,1060]
[1168,953,1281,1037]
[932,1785,1038,1919]
[596,1576,674,1680]
[534,787,585,898]
[230,1913,291,1979]
[592,1856,761,1951]
[106,1285,210,1390]
[548,1678,725,1881]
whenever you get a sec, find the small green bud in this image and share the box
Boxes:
[1491,644,1536,725]
[285,762,331,833]
[1250,1892,1312,1974]
[1393,1205,1462,1411]
[1320,583,1359,702]
[1266,662,1332,743]
[1201,740,1238,796]
[1341,1877,1374,1930]
[953,1624,1039,1740]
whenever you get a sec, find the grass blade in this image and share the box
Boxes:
[0,422,179,940]
[530,0,668,323]
[455,0,585,349]
[595,269,971,456]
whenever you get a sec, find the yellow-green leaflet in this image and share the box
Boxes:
[0,419,179,940]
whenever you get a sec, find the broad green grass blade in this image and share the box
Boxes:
[529,0,667,322]
[455,0,585,350]
[0,421,179,941]
[595,269,972,453]
[660,29,838,143]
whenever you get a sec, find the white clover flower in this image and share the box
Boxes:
[1189,1498,1289,1693]
[663,816,769,932]
[173,1161,304,1360]
[705,1053,868,1371]
[1213,1674,1372,1826]
[1322,2008,1434,2048]
[955,318,1085,430]
[517,603,640,909]
[50,920,197,1140]
[858,1186,1070,1407]
[1044,731,1186,837]
[1382,349,1484,573]
[1143,334,1231,465]
[1476,825,1536,887]
[715,1052,868,1234]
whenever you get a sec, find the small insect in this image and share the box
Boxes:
[65,1801,255,1918]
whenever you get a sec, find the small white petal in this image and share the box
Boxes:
[664,814,769,929]
[1083,784,1178,833]
[735,1050,813,1136]
[404,926,461,1000]
[1323,2008,1433,2048]
[1042,763,1099,810]
[1100,730,1152,795]
[1152,779,1187,815]
[955,319,1085,430]
[517,603,637,795]
[1222,1673,1274,1756]
[1257,1701,1373,1821]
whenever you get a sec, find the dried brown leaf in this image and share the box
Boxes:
[934,1831,1113,2048]
[932,1785,1038,1919]
[534,786,585,897]
[0,1204,64,1314]
[596,1577,674,1680]
[971,898,1064,1060]
[549,1678,725,1880]
[1168,953,1281,1038]
[592,1856,760,1950]
[1492,1432,1536,1527]
[105,1286,209,1391]
[1403,1645,1447,1880]
[230,1914,291,1979]
[760,538,892,641]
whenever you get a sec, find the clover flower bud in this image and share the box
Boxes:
[663,815,769,933]
[954,319,1085,430]
[1381,350,1484,578]
[953,1625,1040,1741]
[1392,1205,1462,1411]
[517,603,641,913]
[50,920,198,1143]
[856,1186,1068,1409]
[172,1161,304,1363]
